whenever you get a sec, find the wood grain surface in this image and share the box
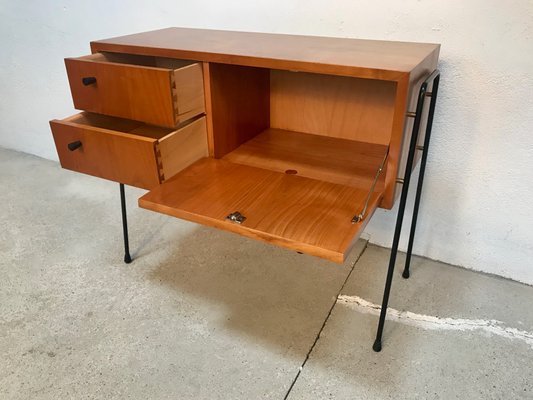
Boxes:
[223,128,388,191]
[207,63,270,158]
[65,55,177,127]
[158,116,209,181]
[50,114,160,189]
[172,62,206,123]
[139,158,382,262]
[91,27,440,80]
[270,70,396,144]
[50,113,209,189]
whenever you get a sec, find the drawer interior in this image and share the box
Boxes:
[65,112,179,140]
[78,52,197,71]
[139,158,382,263]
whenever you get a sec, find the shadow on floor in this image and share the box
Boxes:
[132,217,361,360]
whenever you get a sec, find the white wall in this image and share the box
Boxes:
[1,1,532,284]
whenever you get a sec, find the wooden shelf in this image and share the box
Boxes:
[223,128,388,191]
[139,158,382,263]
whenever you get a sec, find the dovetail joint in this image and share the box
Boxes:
[155,144,165,182]
[170,72,179,120]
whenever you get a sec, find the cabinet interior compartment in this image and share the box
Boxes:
[206,63,395,193]
[139,64,397,262]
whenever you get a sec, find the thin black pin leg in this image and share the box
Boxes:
[120,183,132,264]
[403,74,441,279]
[372,74,433,352]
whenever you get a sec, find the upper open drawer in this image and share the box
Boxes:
[65,52,205,128]
[139,158,383,263]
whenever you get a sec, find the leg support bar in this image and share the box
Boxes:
[120,183,132,264]
[373,70,440,352]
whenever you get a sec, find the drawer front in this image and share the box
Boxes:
[50,118,161,189]
[66,56,177,127]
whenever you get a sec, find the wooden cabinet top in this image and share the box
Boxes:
[91,27,440,81]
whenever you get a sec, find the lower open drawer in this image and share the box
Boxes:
[50,113,208,189]
[138,158,382,263]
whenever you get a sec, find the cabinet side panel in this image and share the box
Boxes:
[173,62,206,122]
[208,63,270,158]
[158,117,209,181]
[403,48,441,175]
[381,75,410,209]
[270,70,396,145]
[381,47,440,209]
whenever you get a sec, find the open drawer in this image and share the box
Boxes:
[65,53,205,127]
[50,113,208,189]
[139,158,383,263]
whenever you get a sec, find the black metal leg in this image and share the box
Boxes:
[120,183,132,264]
[403,75,440,279]
[372,70,439,352]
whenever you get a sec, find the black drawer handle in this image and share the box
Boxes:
[82,77,97,86]
[68,141,82,151]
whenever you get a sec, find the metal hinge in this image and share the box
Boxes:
[352,147,389,224]
[226,211,246,224]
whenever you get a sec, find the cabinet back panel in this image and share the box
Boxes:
[270,70,396,145]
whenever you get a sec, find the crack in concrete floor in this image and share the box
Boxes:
[283,243,369,399]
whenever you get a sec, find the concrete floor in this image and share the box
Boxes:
[1,147,532,400]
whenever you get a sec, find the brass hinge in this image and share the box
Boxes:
[226,211,246,224]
